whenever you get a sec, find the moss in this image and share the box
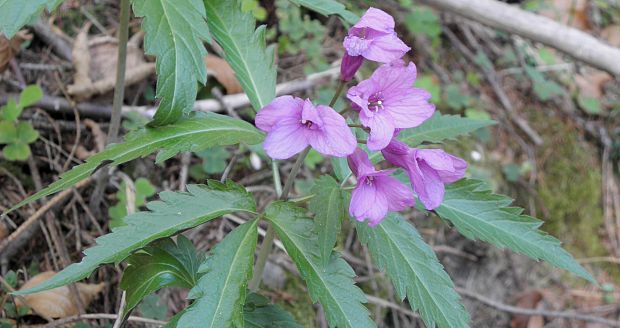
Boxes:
[279,272,317,327]
[534,115,605,258]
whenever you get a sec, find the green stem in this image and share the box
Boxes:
[329,80,346,107]
[280,147,310,200]
[106,0,131,144]
[248,222,275,291]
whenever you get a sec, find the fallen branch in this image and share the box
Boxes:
[421,0,620,76]
[42,313,166,327]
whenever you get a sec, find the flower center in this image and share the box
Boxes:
[301,119,314,128]
[365,176,374,186]
[368,93,384,112]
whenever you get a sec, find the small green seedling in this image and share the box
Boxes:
[0,85,43,161]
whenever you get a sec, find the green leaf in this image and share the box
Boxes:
[1,98,21,121]
[204,0,277,111]
[265,202,374,328]
[577,95,603,115]
[16,122,38,144]
[0,121,17,144]
[288,0,359,24]
[398,113,495,147]
[6,113,263,214]
[120,235,201,315]
[404,6,441,39]
[0,0,61,37]
[14,181,257,295]
[331,157,351,182]
[197,147,231,174]
[19,85,43,108]
[244,293,303,328]
[435,179,596,283]
[3,143,30,161]
[356,214,470,328]
[524,66,563,101]
[309,175,346,267]
[177,220,258,328]
[138,294,169,320]
[414,74,441,103]
[132,0,210,126]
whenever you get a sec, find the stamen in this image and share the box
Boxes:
[301,119,314,128]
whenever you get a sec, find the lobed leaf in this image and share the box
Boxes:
[435,179,596,283]
[120,235,202,315]
[356,214,470,328]
[0,0,62,37]
[177,220,258,327]
[309,175,347,267]
[14,181,257,295]
[6,113,263,214]
[132,0,210,126]
[288,0,359,24]
[204,0,277,111]
[398,113,495,147]
[265,202,375,328]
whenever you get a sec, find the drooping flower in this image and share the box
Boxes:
[382,139,467,210]
[340,53,364,81]
[343,7,410,64]
[347,60,435,151]
[255,96,356,160]
[348,148,415,226]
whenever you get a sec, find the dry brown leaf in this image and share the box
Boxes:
[0,221,9,241]
[510,289,544,328]
[68,32,154,99]
[0,31,32,73]
[71,22,93,87]
[575,70,612,99]
[602,25,620,47]
[541,0,589,30]
[205,56,243,94]
[15,271,105,319]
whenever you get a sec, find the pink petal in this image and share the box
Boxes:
[347,148,376,177]
[375,175,415,212]
[384,88,435,128]
[408,158,445,210]
[255,96,304,132]
[360,111,395,151]
[417,149,467,183]
[263,119,308,160]
[362,33,410,63]
[370,61,416,93]
[307,105,356,157]
[350,180,389,226]
[352,7,395,33]
[301,99,324,127]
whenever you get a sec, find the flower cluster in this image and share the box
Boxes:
[255,8,467,226]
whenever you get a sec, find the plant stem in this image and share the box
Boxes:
[106,0,131,144]
[251,80,348,291]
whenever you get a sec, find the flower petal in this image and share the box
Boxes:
[376,175,415,212]
[255,96,303,132]
[352,7,395,34]
[360,111,395,151]
[385,87,435,128]
[263,119,308,160]
[350,180,389,226]
[407,157,445,210]
[416,149,467,183]
[301,99,324,127]
[348,148,376,177]
[362,33,410,63]
[307,105,356,157]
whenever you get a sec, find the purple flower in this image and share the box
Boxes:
[255,96,356,160]
[347,60,435,151]
[382,139,467,210]
[348,148,415,226]
[340,53,364,82]
[343,7,410,63]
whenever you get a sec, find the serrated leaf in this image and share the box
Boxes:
[6,113,263,214]
[132,0,210,126]
[204,0,276,111]
[0,0,61,37]
[265,202,374,328]
[244,293,303,328]
[309,175,346,267]
[14,181,256,295]
[356,214,470,328]
[120,235,201,315]
[177,220,258,328]
[398,113,495,147]
[435,179,596,283]
[288,0,359,24]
